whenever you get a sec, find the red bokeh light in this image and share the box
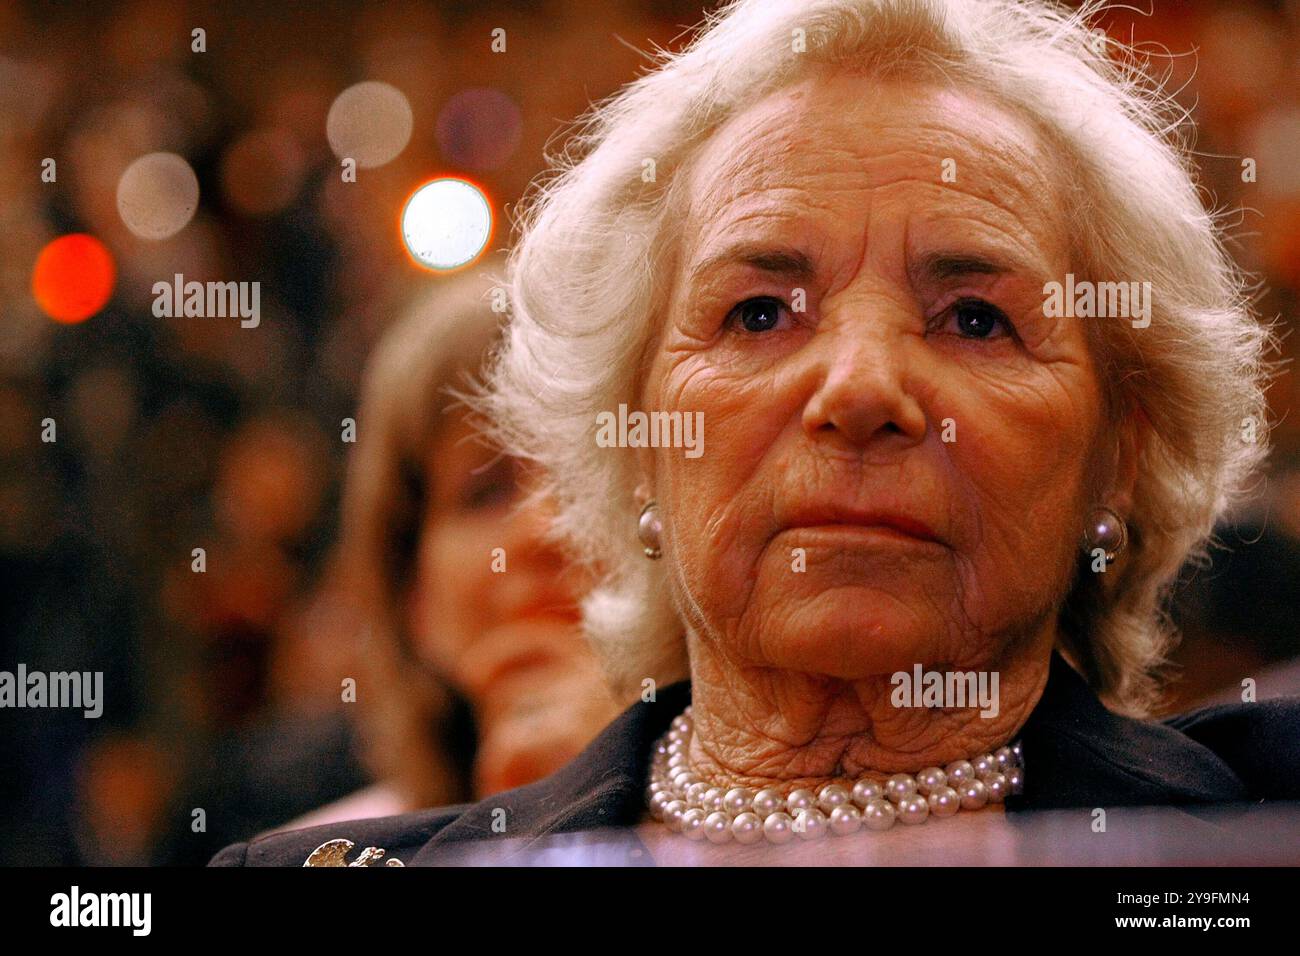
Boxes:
[31,233,116,324]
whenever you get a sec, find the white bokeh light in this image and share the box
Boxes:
[400,178,492,271]
[326,81,413,169]
[116,152,200,240]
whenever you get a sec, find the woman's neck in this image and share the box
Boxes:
[680,629,1054,792]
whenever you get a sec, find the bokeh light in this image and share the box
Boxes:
[220,127,307,217]
[436,88,523,172]
[31,234,116,324]
[326,80,413,169]
[400,177,493,271]
[116,151,200,240]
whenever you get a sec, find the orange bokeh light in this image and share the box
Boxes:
[31,233,116,324]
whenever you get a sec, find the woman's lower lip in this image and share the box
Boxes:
[509,607,581,626]
[784,524,944,546]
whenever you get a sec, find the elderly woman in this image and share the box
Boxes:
[213,0,1297,867]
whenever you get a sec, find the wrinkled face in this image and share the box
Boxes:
[642,72,1107,678]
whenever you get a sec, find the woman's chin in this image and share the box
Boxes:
[750,598,952,680]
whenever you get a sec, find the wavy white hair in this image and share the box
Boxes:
[481,0,1274,716]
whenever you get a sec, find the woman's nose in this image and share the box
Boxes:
[800,313,928,451]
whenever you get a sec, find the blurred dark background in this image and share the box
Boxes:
[0,0,1297,865]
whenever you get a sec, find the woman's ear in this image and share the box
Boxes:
[634,479,653,509]
[1106,404,1147,515]
[634,445,656,506]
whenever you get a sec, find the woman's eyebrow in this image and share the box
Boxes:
[688,241,817,285]
[911,251,1014,283]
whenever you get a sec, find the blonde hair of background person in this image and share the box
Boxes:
[293,259,618,828]
[482,0,1275,720]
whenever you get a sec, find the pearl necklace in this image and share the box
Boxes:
[647,706,1024,845]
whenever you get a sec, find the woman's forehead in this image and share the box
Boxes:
[677,72,1063,254]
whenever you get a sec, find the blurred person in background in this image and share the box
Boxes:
[284,260,621,830]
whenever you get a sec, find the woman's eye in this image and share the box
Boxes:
[726,296,791,334]
[936,298,1013,340]
[459,458,517,511]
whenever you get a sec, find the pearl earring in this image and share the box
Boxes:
[638,501,663,560]
[1082,506,1127,564]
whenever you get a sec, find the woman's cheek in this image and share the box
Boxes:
[417,524,485,674]
[658,359,781,622]
[660,452,753,625]
[940,368,1096,569]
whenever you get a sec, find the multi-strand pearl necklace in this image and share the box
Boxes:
[647,706,1024,845]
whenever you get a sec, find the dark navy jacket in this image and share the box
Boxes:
[210,652,1300,866]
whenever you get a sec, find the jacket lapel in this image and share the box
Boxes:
[1006,652,1247,810]
[408,683,690,865]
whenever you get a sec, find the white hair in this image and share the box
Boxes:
[481,0,1275,716]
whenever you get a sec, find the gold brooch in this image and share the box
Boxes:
[303,838,405,867]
